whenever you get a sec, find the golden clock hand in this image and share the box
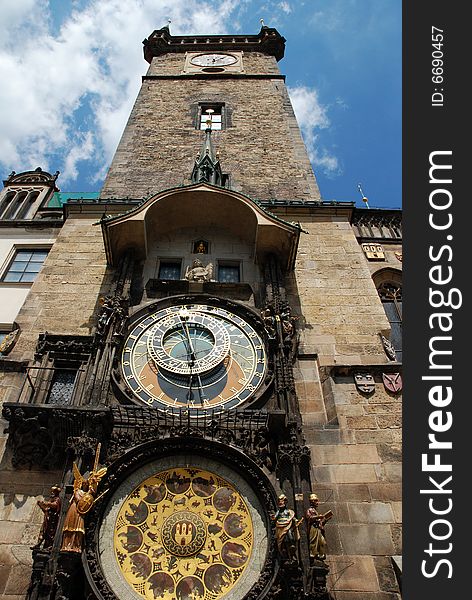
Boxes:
[178,311,196,365]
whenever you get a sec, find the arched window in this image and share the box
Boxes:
[2,191,28,220]
[16,191,40,219]
[0,191,16,219]
[374,270,402,361]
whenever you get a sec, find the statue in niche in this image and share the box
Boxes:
[273,494,303,562]
[32,485,62,550]
[61,445,107,553]
[185,259,213,282]
[305,492,333,562]
[193,240,208,254]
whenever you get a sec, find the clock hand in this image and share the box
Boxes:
[178,310,196,365]
[194,372,207,404]
[178,310,208,403]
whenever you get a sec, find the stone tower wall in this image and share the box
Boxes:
[100,52,320,201]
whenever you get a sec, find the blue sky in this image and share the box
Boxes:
[0,0,401,208]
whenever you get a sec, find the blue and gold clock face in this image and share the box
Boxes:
[121,304,267,412]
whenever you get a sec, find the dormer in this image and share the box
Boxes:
[0,168,59,221]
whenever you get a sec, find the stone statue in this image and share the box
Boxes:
[273,494,303,562]
[185,259,213,282]
[305,493,333,561]
[261,305,276,340]
[280,304,298,349]
[61,446,107,553]
[32,485,61,550]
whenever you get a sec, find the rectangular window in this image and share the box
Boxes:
[158,261,182,280]
[218,264,240,283]
[1,248,49,283]
[46,368,78,405]
[199,104,223,130]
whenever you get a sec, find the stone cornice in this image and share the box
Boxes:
[143,26,286,63]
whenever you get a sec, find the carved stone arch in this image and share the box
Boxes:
[372,268,402,301]
[372,267,402,288]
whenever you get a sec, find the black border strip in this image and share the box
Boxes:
[403,3,466,597]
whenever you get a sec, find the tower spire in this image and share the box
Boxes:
[191,115,226,186]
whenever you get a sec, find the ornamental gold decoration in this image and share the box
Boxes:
[114,467,253,600]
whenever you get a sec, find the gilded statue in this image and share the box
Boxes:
[61,445,107,553]
[194,240,208,254]
[273,494,303,562]
[185,259,213,282]
[32,485,61,550]
[305,493,333,561]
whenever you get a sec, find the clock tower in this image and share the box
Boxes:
[1,24,402,600]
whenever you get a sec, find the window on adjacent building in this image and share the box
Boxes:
[218,263,240,283]
[1,248,49,283]
[0,190,43,221]
[158,260,182,280]
[198,104,224,130]
[0,191,16,219]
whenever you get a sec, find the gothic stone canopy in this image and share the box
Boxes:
[100,183,300,270]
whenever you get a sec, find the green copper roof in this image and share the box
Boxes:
[49,192,100,207]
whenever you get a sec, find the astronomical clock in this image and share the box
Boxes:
[90,296,277,600]
[119,301,268,412]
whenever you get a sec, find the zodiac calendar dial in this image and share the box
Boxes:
[113,467,254,600]
[121,304,267,412]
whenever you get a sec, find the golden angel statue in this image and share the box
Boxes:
[61,444,107,553]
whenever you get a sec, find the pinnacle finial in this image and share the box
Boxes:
[161,18,171,33]
[357,183,370,208]
[260,18,266,28]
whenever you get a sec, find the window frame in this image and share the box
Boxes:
[378,280,402,361]
[217,260,242,283]
[197,103,226,131]
[157,258,183,281]
[45,363,81,406]
[0,245,51,286]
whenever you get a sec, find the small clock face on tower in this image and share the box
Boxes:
[121,304,267,412]
[190,53,237,67]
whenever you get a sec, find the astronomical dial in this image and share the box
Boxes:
[190,53,237,67]
[113,468,253,600]
[121,304,267,412]
[99,456,269,600]
[147,309,231,376]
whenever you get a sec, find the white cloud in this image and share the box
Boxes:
[288,85,340,176]
[278,2,292,14]
[0,0,240,187]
